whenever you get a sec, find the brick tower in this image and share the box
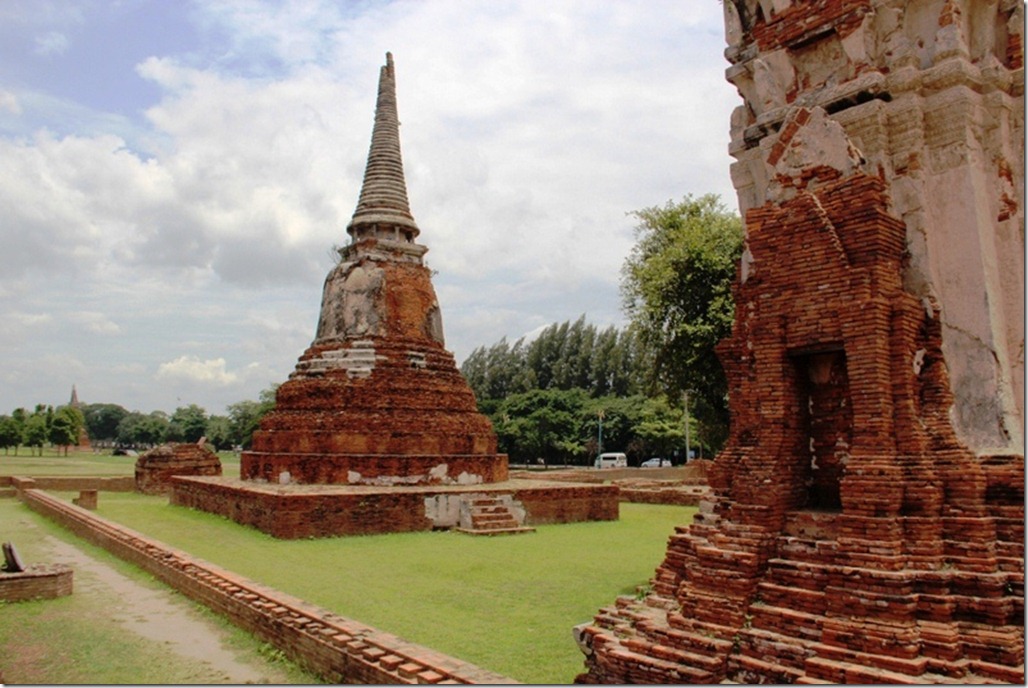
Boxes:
[242,53,507,488]
[576,1,1023,683]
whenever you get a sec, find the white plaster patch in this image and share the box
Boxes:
[347,470,361,484]
[457,472,483,485]
[912,348,926,375]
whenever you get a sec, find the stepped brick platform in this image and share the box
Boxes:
[172,477,614,539]
[578,1,1023,683]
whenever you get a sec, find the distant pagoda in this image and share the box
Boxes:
[69,384,90,449]
[242,53,507,487]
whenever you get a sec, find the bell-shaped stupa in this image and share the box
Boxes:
[242,53,507,487]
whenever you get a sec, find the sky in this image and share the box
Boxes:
[0,0,740,416]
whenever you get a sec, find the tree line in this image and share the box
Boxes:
[0,386,277,456]
[460,193,743,465]
[3,193,741,465]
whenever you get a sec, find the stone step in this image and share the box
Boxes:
[604,645,717,684]
[804,655,939,684]
[454,526,535,536]
[729,653,806,684]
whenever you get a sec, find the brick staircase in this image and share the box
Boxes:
[577,508,1025,685]
[456,496,535,536]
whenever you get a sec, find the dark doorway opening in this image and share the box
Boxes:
[794,349,852,510]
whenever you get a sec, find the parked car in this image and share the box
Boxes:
[595,452,628,468]
[641,457,671,468]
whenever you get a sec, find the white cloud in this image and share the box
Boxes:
[156,356,239,385]
[72,311,121,335]
[34,30,69,56]
[0,1,740,413]
[0,90,20,115]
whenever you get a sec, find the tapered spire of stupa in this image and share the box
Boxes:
[347,52,420,242]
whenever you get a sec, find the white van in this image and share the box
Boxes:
[594,452,628,468]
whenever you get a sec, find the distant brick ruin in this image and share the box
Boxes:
[172,53,617,538]
[577,1,1023,683]
[136,441,222,496]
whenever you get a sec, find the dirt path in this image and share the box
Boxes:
[4,510,309,684]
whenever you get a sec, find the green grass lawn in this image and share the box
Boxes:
[2,451,695,683]
[44,491,693,683]
[0,498,318,684]
[0,448,241,477]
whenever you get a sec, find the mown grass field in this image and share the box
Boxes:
[3,450,696,684]
[0,497,318,684]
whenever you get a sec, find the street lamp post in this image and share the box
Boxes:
[683,390,691,463]
[597,409,604,463]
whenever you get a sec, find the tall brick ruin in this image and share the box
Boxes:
[172,53,617,538]
[576,1,1024,683]
[242,53,507,488]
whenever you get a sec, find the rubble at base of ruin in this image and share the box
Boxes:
[577,1,1024,684]
[135,442,222,496]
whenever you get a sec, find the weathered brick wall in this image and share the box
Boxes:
[242,452,508,487]
[512,485,619,525]
[0,565,73,602]
[725,0,1025,453]
[19,488,516,684]
[243,337,507,486]
[6,475,136,491]
[171,478,435,538]
[171,478,619,539]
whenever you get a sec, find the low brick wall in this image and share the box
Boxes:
[0,564,73,602]
[617,486,709,506]
[18,488,516,684]
[11,476,136,492]
[171,479,435,538]
[512,484,619,524]
[171,477,619,539]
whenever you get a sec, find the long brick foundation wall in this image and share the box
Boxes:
[2,476,135,492]
[0,564,73,602]
[18,488,517,684]
[171,477,618,539]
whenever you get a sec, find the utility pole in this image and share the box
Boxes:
[683,390,691,463]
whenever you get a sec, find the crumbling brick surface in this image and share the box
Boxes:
[135,443,222,495]
[576,1,1024,681]
[576,108,1023,683]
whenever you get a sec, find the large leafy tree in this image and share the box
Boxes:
[49,405,85,455]
[116,411,169,447]
[81,403,129,444]
[167,404,208,443]
[227,385,278,449]
[621,194,743,452]
[0,415,22,455]
[23,413,49,456]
